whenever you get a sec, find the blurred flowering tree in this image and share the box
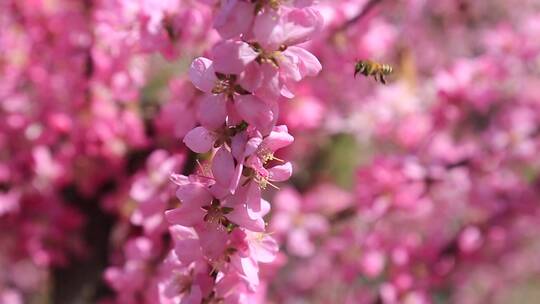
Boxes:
[1,0,540,303]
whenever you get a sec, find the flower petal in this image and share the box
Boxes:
[165,206,205,227]
[176,182,213,206]
[183,127,215,153]
[189,57,217,93]
[250,233,278,263]
[268,162,293,182]
[214,0,254,39]
[211,146,235,190]
[173,233,202,265]
[227,205,266,232]
[197,94,227,130]
[253,6,323,49]
[281,7,323,46]
[262,127,294,152]
[235,95,275,135]
[285,46,322,78]
[196,225,228,260]
[253,9,285,49]
[231,256,259,291]
[212,40,258,75]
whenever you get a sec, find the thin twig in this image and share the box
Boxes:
[332,0,384,36]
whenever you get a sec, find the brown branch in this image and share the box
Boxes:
[332,0,384,36]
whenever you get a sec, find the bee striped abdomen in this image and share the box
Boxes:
[381,64,393,75]
[354,59,393,84]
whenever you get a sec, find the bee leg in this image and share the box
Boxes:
[354,64,364,78]
[354,67,361,78]
[380,74,386,84]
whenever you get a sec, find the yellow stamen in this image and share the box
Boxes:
[255,175,280,190]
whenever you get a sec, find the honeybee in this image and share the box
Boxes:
[354,60,393,84]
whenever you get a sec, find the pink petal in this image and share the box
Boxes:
[281,7,323,46]
[212,40,258,75]
[175,238,202,265]
[183,127,216,153]
[246,184,271,219]
[238,62,263,93]
[196,225,228,260]
[247,198,271,221]
[232,131,263,161]
[268,162,293,182]
[246,181,262,213]
[279,51,302,82]
[231,256,259,291]
[230,163,243,193]
[285,46,322,77]
[209,182,230,200]
[231,132,248,161]
[244,135,263,157]
[197,94,227,130]
[169,225,199,239]
[214,0,254,39]
[165,206,205,227]
[189,57,217,93]
[274,125,289,133]
[235,95,275,135]
[253,10,285,50]
[246,155,265,175]
[262,127,294,152]
[211,146,235,190]
[280,82,296,99]
[254,64,281,101]
[176,183,213,206]
[170,173,190,186]
[253,7,323,49]
[250,234,278,263]
[227,204,266,232]
[226,99,243,126]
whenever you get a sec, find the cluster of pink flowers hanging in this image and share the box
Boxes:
[2,0,540,303]
[158,1,324,302]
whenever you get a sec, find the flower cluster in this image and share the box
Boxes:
[159,1,324,302]
[2,0,540,303]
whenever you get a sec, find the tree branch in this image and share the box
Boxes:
[332,0,384,36]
